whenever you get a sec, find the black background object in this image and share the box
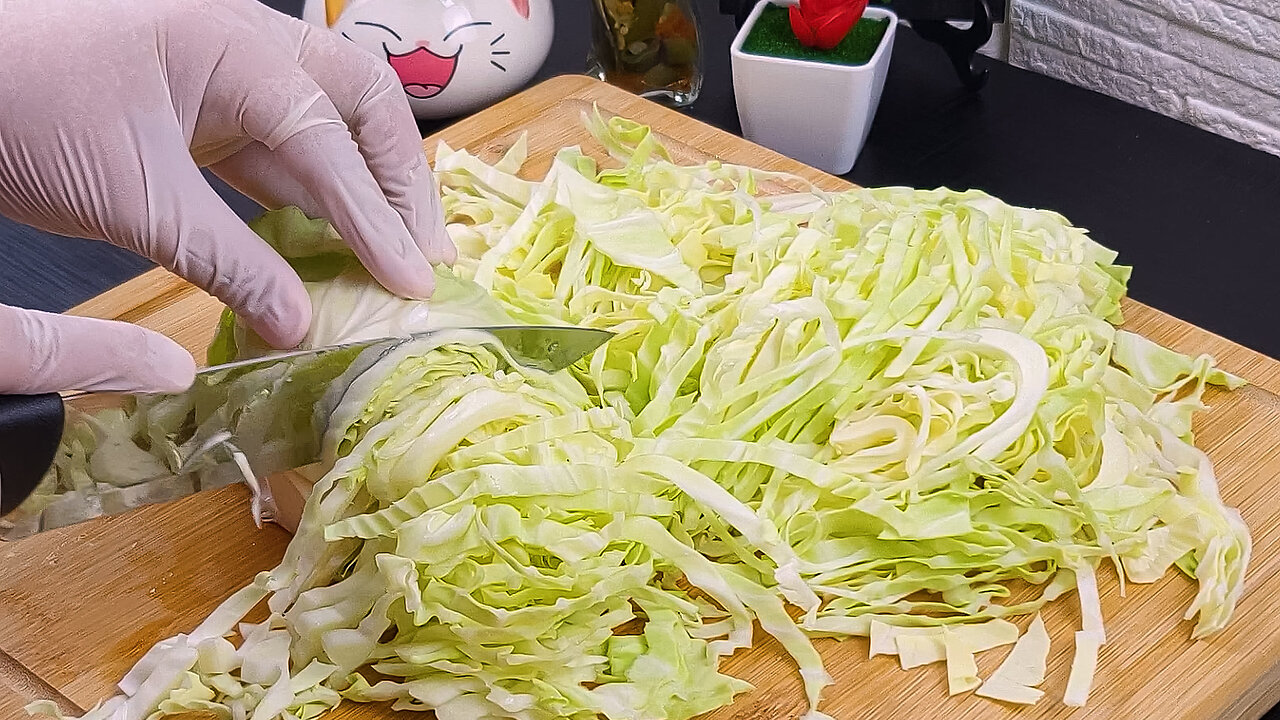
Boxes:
[0,393,63,517]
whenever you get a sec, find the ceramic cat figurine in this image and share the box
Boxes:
[302,0,554,120]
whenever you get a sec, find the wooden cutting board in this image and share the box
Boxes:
[3,75,1280,720]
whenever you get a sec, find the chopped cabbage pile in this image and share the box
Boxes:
[34,111,1250,720]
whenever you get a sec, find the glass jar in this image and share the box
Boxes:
[588,0,703,107]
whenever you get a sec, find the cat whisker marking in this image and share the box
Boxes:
[490,33,506,46]
[443,20,493,42]
[492,50,511,55]
[353,20,402,41]
[491,60,508,72]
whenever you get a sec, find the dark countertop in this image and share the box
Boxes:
[3,0,1279,361]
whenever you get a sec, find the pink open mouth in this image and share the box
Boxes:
[385,46,459,99]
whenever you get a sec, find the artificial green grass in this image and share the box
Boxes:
[741,4,889,67]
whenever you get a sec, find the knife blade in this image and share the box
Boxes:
[0,325,613,540]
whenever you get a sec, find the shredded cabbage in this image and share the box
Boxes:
[975,613,1050,704]
[1001,614,1051,687]
[31,110,1251,720]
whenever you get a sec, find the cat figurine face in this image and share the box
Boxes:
[302,0,554,120]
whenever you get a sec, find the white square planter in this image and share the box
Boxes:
[731,1,898,175]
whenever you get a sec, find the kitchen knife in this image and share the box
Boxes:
[0,325,613,540]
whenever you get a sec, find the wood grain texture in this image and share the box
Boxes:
[0,681,49,720]
[0,646,81,718]
[2,75,1278,720]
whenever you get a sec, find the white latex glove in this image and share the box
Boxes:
[0,0,456,395]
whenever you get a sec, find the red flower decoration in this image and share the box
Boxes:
[789,0,869,50]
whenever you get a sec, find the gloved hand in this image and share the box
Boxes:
[0,0,456,395]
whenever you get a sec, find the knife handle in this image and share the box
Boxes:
[0,393,65,516]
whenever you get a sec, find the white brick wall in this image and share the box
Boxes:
[996,0,1280,156]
